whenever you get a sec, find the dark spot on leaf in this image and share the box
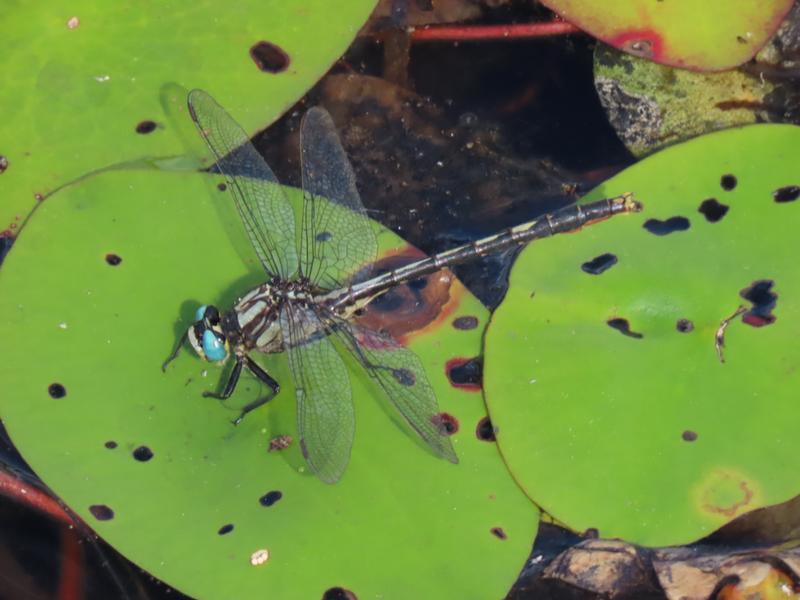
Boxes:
[773,186,800,203]
[391,367,416,386]
[643,216,690,236]
[0,156,7,174]
[431,413,458,435]
[48,383,66,399]
[676,319,694,333]
[476,417,496,442]
[89,505,114,521]
[491,527,507,540]
[135,120,157,134]
[446,357,482,390]
[682,430,698,442]
[218,524,234,535]
[581,253,618,275]
[259,491,283,507]
[740,280,777,327]
[217,182,227,191]
[720,174,737,191]
[104,441,117,449]
[315,231,332,242]
[34,193,44,201]
[583,527,599,539]
[698,199,729,223]
[0,235,13,266]
[249,41,290,73]
[322,588,358,600]
[132,446,154,462]
[408,277,427,291]
[452,315,478,330]
[105,253,122,266]
[607,318,643,339]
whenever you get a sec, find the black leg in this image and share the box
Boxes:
[162,330,188,372]
[203,356,243,400]
[230,356,281,425]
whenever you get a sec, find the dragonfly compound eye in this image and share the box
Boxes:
[195,304,209,321]
[202,329,228,362]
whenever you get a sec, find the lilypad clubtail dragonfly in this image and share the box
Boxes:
[163,89,642,484]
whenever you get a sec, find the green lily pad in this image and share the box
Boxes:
[542,0,793,71]
[484,124,800,546]
[0,0,375,234]
[0,168,538,597]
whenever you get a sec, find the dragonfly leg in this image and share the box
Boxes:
[203,356,243,400]
[162,330,188,371]
[231,356,280,426]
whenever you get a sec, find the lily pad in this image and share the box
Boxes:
[484,124,800,546]
[0,0,376,235]
[0,168,538,597]
[542,0,793,71]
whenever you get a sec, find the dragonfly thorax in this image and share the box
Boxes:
[227,279,321,355]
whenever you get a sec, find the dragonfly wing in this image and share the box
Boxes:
[188,89,299,279]
[299,107,378,289]
[323,310,458,464]
[279,304,354,484]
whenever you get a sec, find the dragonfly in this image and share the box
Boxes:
[163,89,642,484]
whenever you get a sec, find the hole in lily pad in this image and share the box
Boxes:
[135,120,157,134]
[476,417,496,442]
[431,413,459,436]
[490,527,507,540]
[218,524,234,535]
[720,174,737,191]
[581,252,618,275]
[89,504,114,521]
[104,441,117,449]
[132,446,154,462]
[48,383,66,398]
[740,279,778,327]
[773,186,800,203]
[322,587,358,600]
[217,182,227,192]
[682,431,698,442]
[391,367,416,386]
[446,357,482,390]
[607,318,643,339]
[452,315,478,330]
[259,491,283,507]
[676,319,694,333]
[698,199,729,223]
[249,41,290,73]
[105,253,122,266]
[643,216,690,236]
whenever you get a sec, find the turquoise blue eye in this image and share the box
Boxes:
[202,329,226,361]
[195,305,208,322]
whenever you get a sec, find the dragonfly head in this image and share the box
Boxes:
[187,304,230,363]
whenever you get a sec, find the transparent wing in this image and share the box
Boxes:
[188,89,298,279]
[299,107,377,289]
[323,310,458,464]
[279,304,354,484]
